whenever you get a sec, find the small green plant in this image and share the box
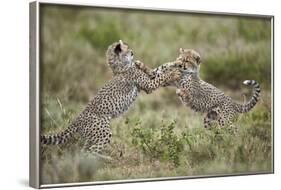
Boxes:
[132,121,185,166]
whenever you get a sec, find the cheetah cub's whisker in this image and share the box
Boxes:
[41,40,182,157]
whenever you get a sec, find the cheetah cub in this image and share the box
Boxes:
[136,48,261,128]
[41,40,181,157]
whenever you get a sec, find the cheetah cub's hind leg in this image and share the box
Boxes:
[81,116,112,160]
[218,109,238,133]
[204,107,220,129]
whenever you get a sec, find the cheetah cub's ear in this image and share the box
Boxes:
[193,51,201,65]
[179,48,184,53]
[195,55,201,65]
[114,42,122,55]
[119,40,124,46]
[117,40,129,53]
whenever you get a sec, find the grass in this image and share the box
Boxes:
[41,91,272,184]
[40,5,272,184]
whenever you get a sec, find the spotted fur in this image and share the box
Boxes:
[41,40,181,156]
[136,48,261,128]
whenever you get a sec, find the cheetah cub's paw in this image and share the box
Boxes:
[173,60,184,68]
[176,88,183,96]
[167,68,182,83]
[176,88,190,105]
[176,88,188,98]
[135,60,145,70]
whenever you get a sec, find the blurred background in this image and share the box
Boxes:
[40,4,272,184]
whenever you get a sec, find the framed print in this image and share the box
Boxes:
[29,1,274,188]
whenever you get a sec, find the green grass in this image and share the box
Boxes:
[40,5,272,184]
[41,91,272,184]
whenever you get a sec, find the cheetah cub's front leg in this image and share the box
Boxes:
[135,60,182,94]
[135,59,183,79]
[135,59,182,83]
[135,60,155,78]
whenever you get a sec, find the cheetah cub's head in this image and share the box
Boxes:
[106,40,134,74]
[176,48,201,74]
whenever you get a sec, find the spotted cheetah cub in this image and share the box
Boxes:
[136,48,261,128]
[41,40,181,157]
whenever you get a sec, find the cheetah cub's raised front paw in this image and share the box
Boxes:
[135,60,145,70]
[176,88,190,106]
[176,88,185,97]
[167,68,182,83]
[176,88,188,98]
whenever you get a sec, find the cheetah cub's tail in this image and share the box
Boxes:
[41,123,78,145]
[236,80,261,113]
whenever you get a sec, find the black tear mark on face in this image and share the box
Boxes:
[114,43,122,55]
